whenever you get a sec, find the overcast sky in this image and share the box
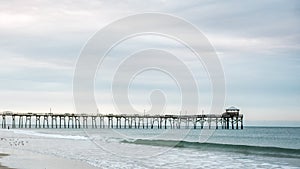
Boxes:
[0,0,299,124]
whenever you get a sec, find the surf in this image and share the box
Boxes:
[122,139,300,159]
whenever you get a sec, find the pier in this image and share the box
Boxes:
[0,107,243,130]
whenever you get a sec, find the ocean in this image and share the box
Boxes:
[0,127,299,168]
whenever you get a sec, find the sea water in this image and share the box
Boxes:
[0,127,299,168]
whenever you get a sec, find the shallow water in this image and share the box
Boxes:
[0,127,299,168]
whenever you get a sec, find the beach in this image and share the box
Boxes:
[0,149,98,169]
[0,0,299,168]
[0,127,299,169]
[0,153,12,169]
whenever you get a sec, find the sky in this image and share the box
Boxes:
[0,0,299,125]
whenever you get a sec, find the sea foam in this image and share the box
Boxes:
[12,129,87,140]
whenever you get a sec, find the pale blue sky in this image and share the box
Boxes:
[0,0,299,125]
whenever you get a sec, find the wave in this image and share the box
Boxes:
[122,139,300,159]
[12,130,87,140]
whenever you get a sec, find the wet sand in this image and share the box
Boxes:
[0,129,99,169]
[0,153,13,169]
[0,150,99,169]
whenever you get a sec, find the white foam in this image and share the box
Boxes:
[12,130,88,140]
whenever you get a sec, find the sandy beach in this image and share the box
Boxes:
[0,129,99,169]
[0,149,98,169]
[0,153,13,169]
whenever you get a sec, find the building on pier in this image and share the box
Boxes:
[222,106,243,129]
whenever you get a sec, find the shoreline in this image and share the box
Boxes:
[0,149,99,169]
[1,127,299,168]
[0,129,98,169]
[0,153,13,169]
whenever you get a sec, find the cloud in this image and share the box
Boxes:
[0,0,299,122]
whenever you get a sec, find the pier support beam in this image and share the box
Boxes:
[43,116,49,128]
[99,117,104,128]
[83,116,88,128]
[226,118,229,129]
[92,116,97,128]
[75,116,80,128]
[236,116,239,129]
[25,116,31,128]
[51,116,58,128]
[12,115,16,128]
[60,116,66,128]
[68,116,74,128]
[241,117,243,129]
[2,116,6,129]
[36,115,41,128]
[108,117,112,128]
[19,116,24,128]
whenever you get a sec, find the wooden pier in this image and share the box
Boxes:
[0,107,243,130]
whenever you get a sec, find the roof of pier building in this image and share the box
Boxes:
[226,106,239,112]
[222,106,240,117]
